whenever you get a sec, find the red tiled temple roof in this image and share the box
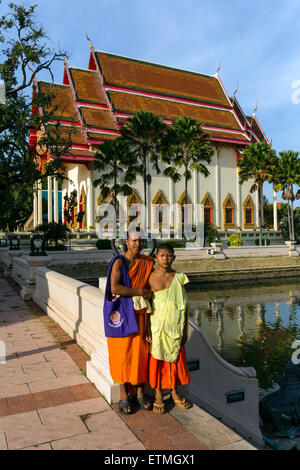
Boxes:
[34,49,269,163]
[95,51,231,107]
[68,68,108,105]
[108,90,242,131]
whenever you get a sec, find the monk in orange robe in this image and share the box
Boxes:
[107,227,153,414]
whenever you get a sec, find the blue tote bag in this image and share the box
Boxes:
[103,255,139,338]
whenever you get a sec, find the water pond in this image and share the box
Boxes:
[187,277,300,396]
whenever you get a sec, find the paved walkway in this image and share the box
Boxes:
[0,274,257,451]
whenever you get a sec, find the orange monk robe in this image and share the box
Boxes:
[107,254,153,386]
[149,346,191,390]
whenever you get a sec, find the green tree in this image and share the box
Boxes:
[239,142,277,245]
[93,139,135,211]
[0,2,72,231]
[120,111,167,228]
[273,150,300,241]
[33,221,71,249]
[163,117,213,235]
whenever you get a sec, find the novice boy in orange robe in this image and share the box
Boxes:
[148,243,191,414]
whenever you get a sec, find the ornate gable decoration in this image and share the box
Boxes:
[177,191,192,205]
[127,188,142,205]
[223,193,235,209]
[242,194,254,208]
[152,189,168,205]
[201,191,214,207]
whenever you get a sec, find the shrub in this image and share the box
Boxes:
[255,238,270,246]
[33,222,71,248]
[204,224,221,246]
[228,233,243,247]
[96,239,112,250]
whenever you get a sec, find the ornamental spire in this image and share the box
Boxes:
[233,81,239,100]
[215,59,221,77]
[85,27,93,49]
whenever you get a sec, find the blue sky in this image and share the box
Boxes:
[2,0,300,205]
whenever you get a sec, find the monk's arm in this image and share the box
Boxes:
[110,258,151,298]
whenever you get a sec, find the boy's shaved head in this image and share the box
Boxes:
[156,243,174,255]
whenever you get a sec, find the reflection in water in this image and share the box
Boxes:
[187,278,300,395]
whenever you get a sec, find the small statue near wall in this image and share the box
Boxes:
[260,360,300,438]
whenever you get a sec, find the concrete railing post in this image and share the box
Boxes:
[285,240,299,257]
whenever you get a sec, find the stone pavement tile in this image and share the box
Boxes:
[34,412,88,443]
[38,397,110,419]
[51,430,141,451]
[2,408,88,449]
[170,405,245,450]
[0,366,25,379]
[22,443,52,450]
[0,432,7,450]
[84,410,142,447]
[49,363,83,378]
[27,374,88,393]
[0,399,9,417]
[0,383,30,399]
[0,410,51,450]
[113,441,146,450]
[217,440,257,451]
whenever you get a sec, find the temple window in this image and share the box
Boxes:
[152,189,168,230]
[177,191,192,228]
[243,195,255,229]
[201,192,214,225]
[223,193,235,229]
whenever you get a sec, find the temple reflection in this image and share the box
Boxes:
[188,279,300,393]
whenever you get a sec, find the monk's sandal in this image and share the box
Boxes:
[137,395,152,411]
[118,399,132,415]
[153,402,165,415]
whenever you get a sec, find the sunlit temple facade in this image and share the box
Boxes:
[29,45,280,240]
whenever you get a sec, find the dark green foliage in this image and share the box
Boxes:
[93,139,135,209]
[96,239,112,250]
[204,223,221,246]
[0,3,71,231]
[239,142,277,245]
[33,221,71,247]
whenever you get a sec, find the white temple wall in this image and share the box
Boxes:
[89,144,258,233]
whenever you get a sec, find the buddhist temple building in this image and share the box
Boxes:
[29,46,281,243]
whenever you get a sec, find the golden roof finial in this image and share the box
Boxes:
[215,59,221,77]
[85,27,93,49]
[58,42,67,66]
[233,81,239,100]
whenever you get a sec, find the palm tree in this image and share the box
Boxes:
[120,111,167,229]
[93,138,135,212]
[163,117,214,234]
[239,141,277,245]
[273,150,300,241]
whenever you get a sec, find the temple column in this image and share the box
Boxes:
[168,177,174,229]
[47,176,53,222]
[215,148,221,228]
[54,177,59,223]
[33,183,38,228]
[37,179,43,225]
[237,167,241,229]
[193,169,198,225]
[255,189,259,228]
[273,187,278,231]
[87,171,94,231]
